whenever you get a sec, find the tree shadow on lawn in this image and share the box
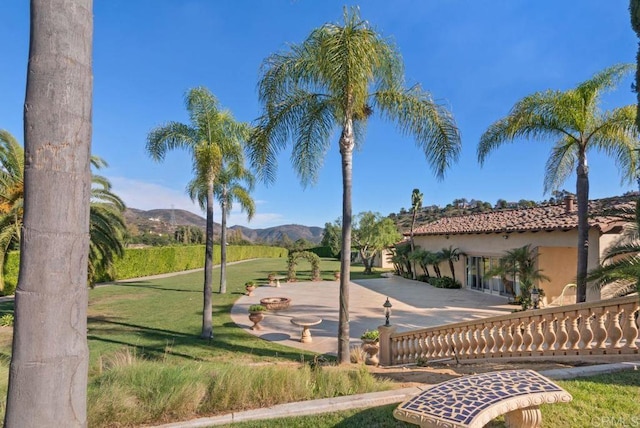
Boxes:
[0,301,14,316]
[88,316,321,363]
[115,281,201,294]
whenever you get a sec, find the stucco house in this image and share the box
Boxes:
[408,195,632,303]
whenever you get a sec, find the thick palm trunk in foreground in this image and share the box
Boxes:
[5,0,92,426]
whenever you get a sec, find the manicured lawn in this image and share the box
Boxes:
[218,371,640,428]
[0,257,394,426]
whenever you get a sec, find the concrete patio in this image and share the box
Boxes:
[230,274,514,356]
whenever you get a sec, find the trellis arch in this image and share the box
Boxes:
[287,251,321,281]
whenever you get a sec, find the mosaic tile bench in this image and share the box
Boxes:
[393,369,572,428]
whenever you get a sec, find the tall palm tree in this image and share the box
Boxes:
[147,87,250,339]
[5,0,93,425]
[249,7,461,364]
[478,64,639,303]
[409,188,423,280]
[188,150,255,294]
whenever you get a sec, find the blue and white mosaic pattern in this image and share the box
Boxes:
[396,369,569,426]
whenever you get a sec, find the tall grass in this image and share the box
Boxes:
[87,348,391,427]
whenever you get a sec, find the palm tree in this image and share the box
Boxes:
[5,0,93,425]
[0,130,24,292]
[440,245,460,283]
[409,188,423,280]
[188,150,255,294]
[478,64,639,303]
[87,158,127,286]
[0,132,126,289]
[249,7,461,364]
[631,0,640,129]
[147,87,250,339]
[587,198,640,295]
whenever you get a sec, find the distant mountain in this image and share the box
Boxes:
[124,208,323,244]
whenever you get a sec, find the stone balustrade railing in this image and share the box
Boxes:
[378,295,639,366]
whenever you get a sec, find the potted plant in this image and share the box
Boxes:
[333,271,340,281]
[245,281,257,296]
[268,272,276,285]
[248,304,266,330]
[360,330,380,366]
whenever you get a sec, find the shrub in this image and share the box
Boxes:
[0,314,13,327]
[360,330,379,341]
[248,305,266,312]
[429,276,461,289]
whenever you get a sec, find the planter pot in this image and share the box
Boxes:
[248,312,264,330]
[245,285,256,296]
[361,339,380,366]
[333,272,340,281]
[260,297,291,311]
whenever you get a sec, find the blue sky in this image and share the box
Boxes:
[0,1,636,228]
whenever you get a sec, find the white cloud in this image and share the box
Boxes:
[108,176,286,228]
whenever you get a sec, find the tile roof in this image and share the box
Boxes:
[412,195,634,237]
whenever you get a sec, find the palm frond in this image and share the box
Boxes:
[543,138,577,194]
[146,122,196,161]
[375,86,461,179]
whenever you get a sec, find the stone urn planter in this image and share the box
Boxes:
[361,330,380,366]
[333,271,340,281]
[245,281,257,296]
[248,305,266,330]
[260,297,291,311]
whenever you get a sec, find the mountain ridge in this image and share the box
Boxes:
[125,208,323,244]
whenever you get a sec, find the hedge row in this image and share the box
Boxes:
[3,244,287,294]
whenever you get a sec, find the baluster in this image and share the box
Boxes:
[522,320,534,353]
[568,312,582,350]
[623,304,639,351]
[460,326,470,357]
[425,332,435,359]
[556,315,569,351]
[493,322,504,355]
[453,327,463,358]
[580,310,594,350]
[608,308,624,349]
[502,322,513,355]
[477,325,487,355]
[484,324,496,356]
[391,337,400,364]
[416,333,425,361]
[407,333,416,362]
[532,316,545,354]
[512,321,524,354]
[432,332,442,358]
[543,314,557,352]
[594,309,609,350]
[468,327,479,358]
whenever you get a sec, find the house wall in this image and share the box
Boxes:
[413,228,608,302]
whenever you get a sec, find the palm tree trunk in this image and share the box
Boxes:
[201,180,214,339]
[219,190,228,294]
[575,152,589,303]
[5,1,92,426]
[338,121,355,365]
[410,211,417,280]
[449,260,456,283]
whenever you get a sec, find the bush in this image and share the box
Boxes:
[429,276,461,289]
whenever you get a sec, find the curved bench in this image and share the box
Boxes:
[393,369,572,428]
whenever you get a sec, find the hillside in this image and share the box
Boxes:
[125,208,323,244]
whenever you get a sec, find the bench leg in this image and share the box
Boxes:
[504,405,542,428]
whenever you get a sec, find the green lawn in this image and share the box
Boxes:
[0,257,394,427]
